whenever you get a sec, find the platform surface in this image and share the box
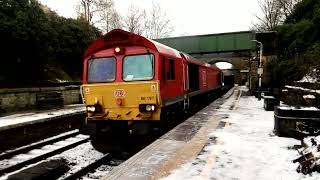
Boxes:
[103,87,240,180]
[103,86,313,180]
[0,104,85,131]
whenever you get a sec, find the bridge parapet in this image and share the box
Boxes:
[155,31,256,54]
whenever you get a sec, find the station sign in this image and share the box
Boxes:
[240,69,249,73]
[257,68,263,75]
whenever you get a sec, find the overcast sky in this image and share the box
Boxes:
[38,0,261,36]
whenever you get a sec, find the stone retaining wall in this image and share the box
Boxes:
[0,86,82,114]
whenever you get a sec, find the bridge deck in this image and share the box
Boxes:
[155,31,256,54]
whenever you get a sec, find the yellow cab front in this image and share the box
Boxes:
[82,50,161,123]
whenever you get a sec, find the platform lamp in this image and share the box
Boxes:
[251,40,263,101]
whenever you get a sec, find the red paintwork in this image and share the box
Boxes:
[83,29,181,59]
[83,29,222,107]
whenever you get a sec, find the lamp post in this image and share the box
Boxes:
[251,40,263,101]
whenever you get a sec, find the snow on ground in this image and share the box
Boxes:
[0,134,88,170]
[0,129,79,155]
[83,159,123,180]
[0,104,85,130]
[50,142,106,179]
[0,134,90,180]
[297,69,319,83]
[303,94,316,99]
[278,105,319,111]
[285,85,320,94]
[297,75,319,83]
[163,94,320,180]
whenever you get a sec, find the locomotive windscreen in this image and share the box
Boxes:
[87,57,116,83]
[123,54,154,81]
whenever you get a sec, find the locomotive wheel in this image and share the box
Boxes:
[95,122,130,137]
[90,122,130,153]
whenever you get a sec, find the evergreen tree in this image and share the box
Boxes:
[0,0,100,86]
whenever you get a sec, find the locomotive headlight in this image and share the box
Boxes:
[86,104,102,113]
[115,47,121,53]
[139,104,157,112]
[146,105,152,111]
[114,47,125,54]
[86,106,96,112]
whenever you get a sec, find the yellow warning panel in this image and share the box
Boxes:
[82,81,161,121]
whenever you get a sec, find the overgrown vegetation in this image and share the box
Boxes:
[0,0,100,86]
[267,0,320,88]
[253,0,301,32]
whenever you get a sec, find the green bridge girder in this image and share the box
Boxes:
[155,31,257,54]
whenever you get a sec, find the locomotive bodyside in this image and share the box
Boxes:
[182,54,222,99]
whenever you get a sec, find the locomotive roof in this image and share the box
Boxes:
[84,29,181,58]
[84,29,220,71]
[180,52,220,70]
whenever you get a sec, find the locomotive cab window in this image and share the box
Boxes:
[167,59,175,80]
[123,54,154,81]
[87,57,116,83]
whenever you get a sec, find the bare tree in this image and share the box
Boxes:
[75,1,174,36]
[76,0,93,23]
[278,0,300,19]
[252,0,282,32]
[252,0,300,32]
[91,0,122,32]
[123,5,146,35]
[144,3,173,39]
[76,0,122,32]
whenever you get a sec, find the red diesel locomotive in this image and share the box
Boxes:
[81,29,223,132]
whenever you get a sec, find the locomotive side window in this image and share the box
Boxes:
[123,54,154,81]
[167,59,175,80]
[87,57,116,83]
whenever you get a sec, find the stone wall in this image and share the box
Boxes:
[0,86,82,114]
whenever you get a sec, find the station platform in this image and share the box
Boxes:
[103,86,242,180]
[0,104,85,132]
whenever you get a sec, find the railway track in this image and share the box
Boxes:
[0,87,233,179]
[0,127,156,179]
[0,131,89,176]
[0,129,132,180]
[0,130,80,161]
[62,153,113,180]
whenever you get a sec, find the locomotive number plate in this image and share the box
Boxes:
[114,89,125,97]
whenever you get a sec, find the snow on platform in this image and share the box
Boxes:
[103,87,239,180]
[0,104,85,131]
[163,92,318,180]
[103,86,320,180]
